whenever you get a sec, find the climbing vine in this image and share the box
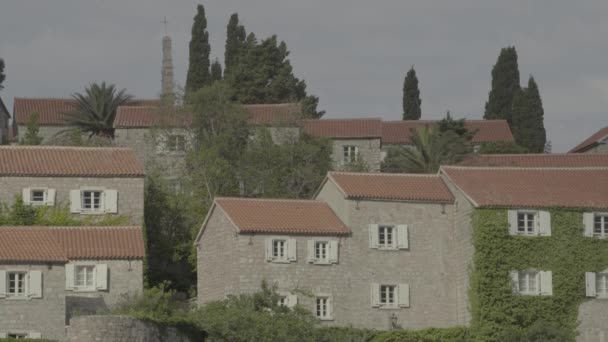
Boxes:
[469,209,608,341]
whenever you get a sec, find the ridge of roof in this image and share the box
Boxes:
[329,171,441,177]
[0,145,134,151]
[215,196,325,203]
[442,165,608,171]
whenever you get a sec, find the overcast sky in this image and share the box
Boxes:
[1,1,606,152]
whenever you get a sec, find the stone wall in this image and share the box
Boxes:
[67,316,192,342]
[332,138,382,172]
[577,299,608,341]
[0,176,144,225]
[16,124,66,144]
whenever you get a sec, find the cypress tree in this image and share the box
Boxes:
[0,58,5,90]
[484,46,520,125]
[210,59,223,82]
[224,13,246,76]
[402,67,421,120]
[185,4,211,97]
[512,77,546,153]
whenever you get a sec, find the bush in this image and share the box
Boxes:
[498,320,571,342]
[0,340,56,342]
[315,327,376,342]
[372,327,470,342]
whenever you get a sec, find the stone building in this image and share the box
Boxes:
[0,146,145,225]
[0,225,144,341]
[569,126,608,153]
[0,97,9,144]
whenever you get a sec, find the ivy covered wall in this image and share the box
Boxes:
[469,209,608,341]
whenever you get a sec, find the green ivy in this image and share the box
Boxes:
[469,209,608,341]
[0,339,57,342]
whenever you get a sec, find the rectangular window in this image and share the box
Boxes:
[7,334,27,339]
[167,134,186,152]
[75,265,95,289]
[315,241,328,261]
[517,212,536,235]
[380,285,396,305]
[272,240,287,260]
[81,191,102,211]
[316,297,330,319]
[378,225,394,248]
[343,146,358,163]
[597,273,608,297]
[278,296,287,307]
[594,214,608,237]
[7,272,26,296]
[30,189,46,204]
[518,271,539,295]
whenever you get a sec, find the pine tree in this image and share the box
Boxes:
[402,66,421,120]
[185,4,211,97]
[512,76,546,153]
[484,46,520,125]
[0,58,5,90]
[224,13,246,76]
[210,59,222,82]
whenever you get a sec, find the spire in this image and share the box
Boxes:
[161,17,175,104]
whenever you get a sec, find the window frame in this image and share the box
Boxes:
[342,145,359,163]
[7,271,27,298]
[315,295,333,320]
[314,241,329,263]
[516,211,537,235]
[517,270,539,295]
[81,189,104,212]
[166,134,187,152]
[272,239,288,261]
[593,214,608,238]
[74,265,96,291]
[379,284,397,307]
[378,225,395,249]
[29,188,47,206]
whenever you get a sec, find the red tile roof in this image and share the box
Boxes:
[114,103,301,128]
[381,120,514,144]
[0,226,145,262]
[457,153,608,168]
[441,166,608,210]
[327,172,454,203]
[302,118,382,138]
[0,146,144,177]
[569,127,608,153]
[214,197,349,235]
[13,98,160,126]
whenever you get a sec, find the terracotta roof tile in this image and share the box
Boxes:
[302,118,382,138]
[244,103,301,125]
[0,226,144,262]
[441,166,608,210]
[327,172,454,203]
[569,127,608,153]
[381,120,514,144]
[215,197,349,235]
[457,153,608,168]
[13,98,161,126]
[0,146,144,177]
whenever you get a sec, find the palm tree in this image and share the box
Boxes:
[63,82,133,138]
[381,126,470,173]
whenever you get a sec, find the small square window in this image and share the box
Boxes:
[517,212,536,235]
[379,226,394,248]
[7,272,26,297]
[82,191,103,211]
[380,285,396,305]
[594,215,608,237]
[273,240,287,260]
[316,297,331,319]
[75,265,95,289]
[343,146,358,163]
[518,271,539,295]
[596,273,608,298]
[315,241,328,261]
[167,134,186,152]
[30,189,46,204]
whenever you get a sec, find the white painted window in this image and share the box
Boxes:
[518,271,538,294]
[70,189,118,214]
[30,189,46,204]
[278,293,298,308]
[265,238,296,263]
[75,266,95,289]
[371,283,410,308]
[166,134,186,152]
[22,188,55,206]
[380,285,396,305]
[315,296,332,320]
[586,271,608,298]
[7,272,26,297]
[378,225,394,248]
[343,145,358,163]
[315,241,328,261]
[65,264,108,291]
[307,240,339,264]
[511,270,552,296]
[594,214,608,237]
[508,210,551,236]
[517,212,536,235]
[273,240,287,259]
[82,190,102,211]
[369,224,408,250]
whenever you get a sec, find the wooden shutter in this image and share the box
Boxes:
[287,294,298,308]
[539,271,553,296]
[96,264,108,290]
[69,190,81,213]
[287,239,297,261]
[46,189,56,206]
[398,283,410,307]
[0,270,6,298]
[28,332,42,338]
[583,213,595,237]
[585,272,597,297]
[104,190,118,213]
[397,225,409,249]
[538,211,551,236]
[265,239,273,261]
[307,240,315,263]
[370,283,380,307]
[507,210,518,235]
[65,264,75,290]
[510,271,519,293]
[22,188,31,204]
[329,241,339,264]
[28,270,42,298]
[369,224,379,248]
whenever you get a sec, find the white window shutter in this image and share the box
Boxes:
[28,332,42,338]
[369,224,379,248]
[585,272,597,297]
[265,239,273,261]
[507,210,518,235]
[69,190,81,213]
[539,271,553,296]
[46,189,56,206]
[397,225,409,249]
[0,270,6,298]
[22,188,31,204]
[371,283,380,307]
[28,270,42,298]
[510,271,519,293]
[329,240,339,264]
[287,294,298,308]
[96,264,108,290]
[398,283,410,307]
[65,264,75,290]
[104,190,118,213]
[307,240,315,263]
[583,213,595,237]
[538,211,551,236]
[327,296,333,318]
[287,239,297,261]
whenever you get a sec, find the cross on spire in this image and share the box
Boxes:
[161,16,168,35]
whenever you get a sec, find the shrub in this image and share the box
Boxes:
[372,327,470,342]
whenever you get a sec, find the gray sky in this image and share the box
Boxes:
[1,0,607,152]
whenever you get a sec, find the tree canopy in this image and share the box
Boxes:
[19,112,43,145]
[402,67,421,120]
[0,58,5,90]
[511,76,546,153]
[484,46,520,125]
[185,4,212,97]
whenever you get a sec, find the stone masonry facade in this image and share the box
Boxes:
[67,316,192,342]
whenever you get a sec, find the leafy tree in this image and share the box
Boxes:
[210,59,222,82]
[185,4,211,96]
[224,13,246,77]
[402,66,421,120]
[511,76,546,153]
[438,111,476,140]
[477,141,528,154]
[299,95,325,119]
[484,46,520,125]
[19,112,44,145]
[63,82,133,138]
[0,58,5,90]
